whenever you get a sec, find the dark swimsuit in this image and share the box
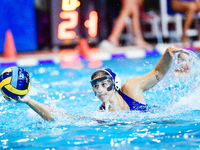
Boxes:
[99,90,148,111]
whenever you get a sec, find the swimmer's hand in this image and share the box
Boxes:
[18,95,31,103]
[167,46,191,59]
[3,95,31,103]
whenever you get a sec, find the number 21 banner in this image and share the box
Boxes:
[51,0,98,46]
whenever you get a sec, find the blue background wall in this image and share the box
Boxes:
[0,0,37,53]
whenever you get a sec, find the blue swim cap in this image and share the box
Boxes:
[91,68,121,91]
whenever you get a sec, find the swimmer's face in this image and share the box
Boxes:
[92,74,114,102]
[177,53,192,73]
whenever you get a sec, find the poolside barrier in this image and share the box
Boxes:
[3,30,17,59]
[0,42,198,68]
[192,41,200,51]
[59,49,83,69]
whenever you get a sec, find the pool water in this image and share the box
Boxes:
[1,54,200,149]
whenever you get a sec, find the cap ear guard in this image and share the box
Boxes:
[114,76,121,91]
[104,68,121,91]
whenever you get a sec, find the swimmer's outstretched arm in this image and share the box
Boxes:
[8,96,107,123]
[123,46,191,93]
[140,46,191,91]
[121,46,191,104]
[18,96,54,121]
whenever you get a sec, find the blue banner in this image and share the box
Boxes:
[0,0,37,53]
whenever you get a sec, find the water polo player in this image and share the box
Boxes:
[4,46,192,121]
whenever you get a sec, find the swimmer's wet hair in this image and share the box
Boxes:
[91,70,109,80]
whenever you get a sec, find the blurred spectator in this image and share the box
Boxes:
[100,0,152,49]
[106,0,121,37]
[170,0,200,43]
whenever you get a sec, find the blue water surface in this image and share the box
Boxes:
[1,54,200,150]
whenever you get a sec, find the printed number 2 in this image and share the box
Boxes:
[57,11,78,40]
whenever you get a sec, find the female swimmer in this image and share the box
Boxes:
[4,46,192,121]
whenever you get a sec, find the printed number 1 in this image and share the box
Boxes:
[84,11,98,37]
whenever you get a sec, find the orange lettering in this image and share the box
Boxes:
[62,0,80,11]
[58,11,78,40]
[84,11,98,37]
